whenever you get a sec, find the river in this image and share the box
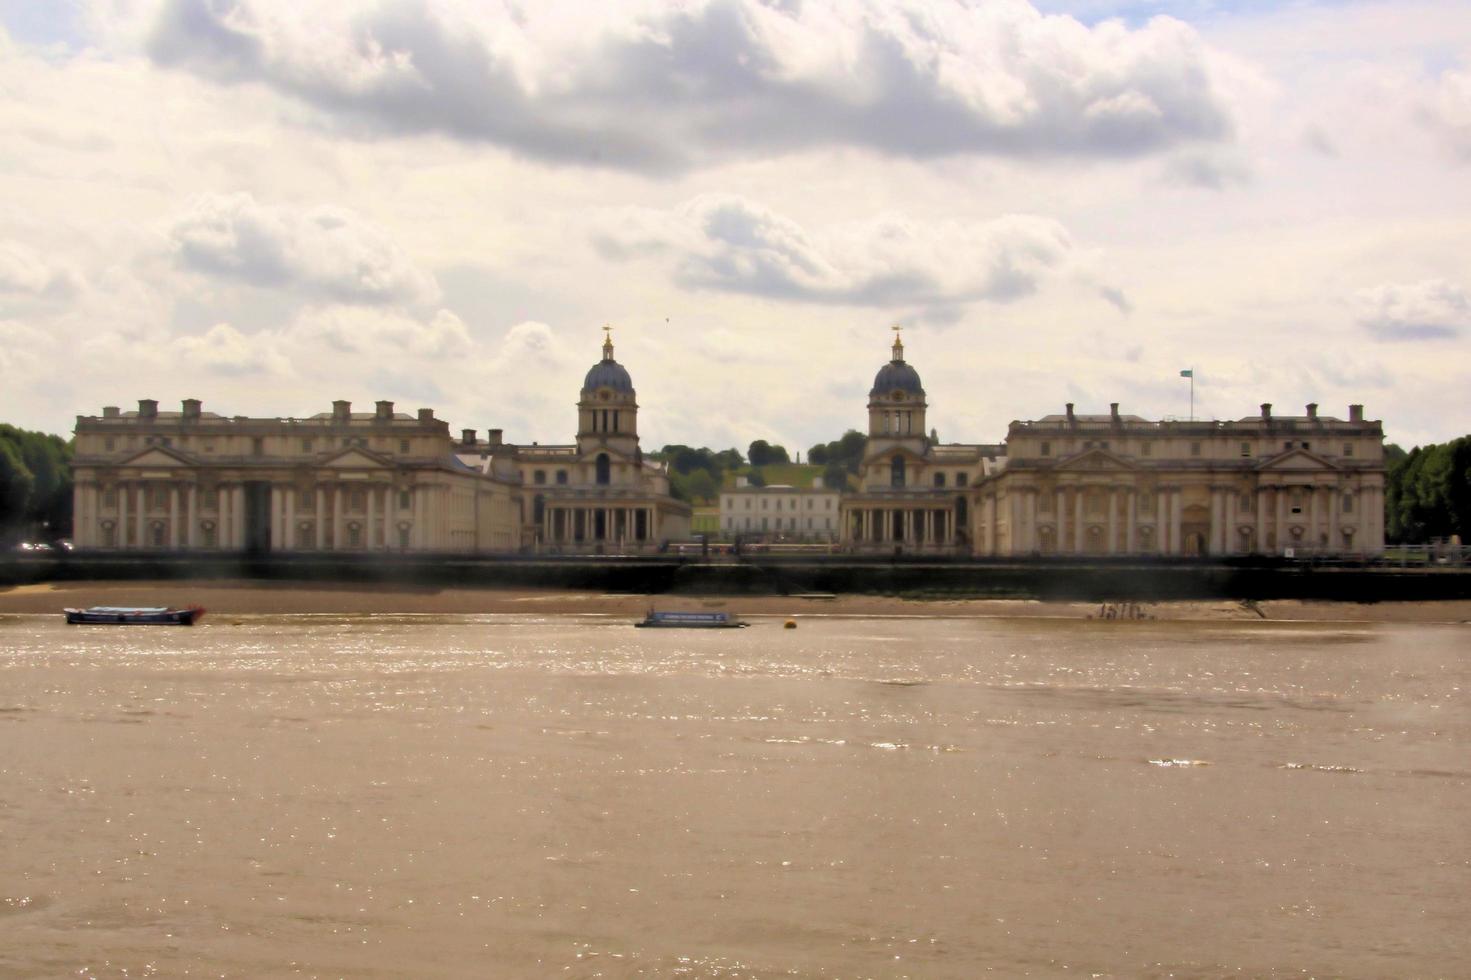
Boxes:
[1,613,1467,977]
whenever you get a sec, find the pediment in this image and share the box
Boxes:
[320,447,391,469]
[1053,448,1137,472]
[117,446,194,468]
[1256,448,1338,472]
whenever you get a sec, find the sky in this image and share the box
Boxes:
[1,0,1468,454]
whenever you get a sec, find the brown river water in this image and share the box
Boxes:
[0,613,1467,978]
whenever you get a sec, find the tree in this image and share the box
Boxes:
[0,440,34,532]
[747,440,789,466]
[1385,436,1471,544]
[685,469,718,502]
[821,461,849,492]
[806,429,867,475]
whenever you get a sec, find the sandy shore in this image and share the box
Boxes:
[2,579,1470,622]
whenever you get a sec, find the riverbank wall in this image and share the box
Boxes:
[4,553,1470,602]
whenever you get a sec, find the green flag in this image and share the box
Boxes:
[1179,369,1193,378]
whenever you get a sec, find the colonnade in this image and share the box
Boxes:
[543,503,656,547]
[846,505,953,548]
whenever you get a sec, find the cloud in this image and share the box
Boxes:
[1420,66,1471,162]
[0,240,83,300]
[1160,148,1250,188]
[167,192,439,304]
[133,0,1235,172]
[1356,279,1469,341]
[177,321,293,377]
[285,305,473,357]
[593,194,1107,310]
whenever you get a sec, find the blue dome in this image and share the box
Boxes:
[871,359,924,397]
[583,358,633,394]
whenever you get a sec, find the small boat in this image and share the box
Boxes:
[635,609,748,629]
[64,605,206,626]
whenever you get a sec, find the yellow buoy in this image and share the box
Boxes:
[784,619,797,629]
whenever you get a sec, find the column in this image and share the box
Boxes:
[269,486,282,550]
[233,485,246,550]
[1255,487,1269,553]
[1170,489,1184,556]
[135,486,147,549]
[168,486,180,548]
[186,485,198,549]
[1125,488,1137,555]
[1328,484,1339,551]
[366,485,376,551]
[1054,488,1065,549]
[1025,491,1037,552]
[1073,489,1084,554]
[284,486,296,551]
[1107,489,1119,555]
[1307,488,1319,552]
[1275,487,1287,555]
[117,483,129,549]
[315,488,326,549]
[335,486,347,551]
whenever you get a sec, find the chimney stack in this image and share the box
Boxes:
[332,399,351,422]
[1260,403,1272,422]
[1109,402,1120,422]
[417,407,435,424]
[1065,402,1076,424]
[1306,402,1318,421]
[375,400,394,420]
[487,429,503,446]
[1349,404,1364,422]
[102,406,120,419]
[138,398,158,419]
[461,428,477,445]
[182,398,201,421]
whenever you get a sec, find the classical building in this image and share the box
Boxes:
[972,401,1387,557]
[71,399,523,553]
[453,331,690,550]
[840,331,1004,552]
[720,474,841,541]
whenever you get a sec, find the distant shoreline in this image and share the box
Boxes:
[3,580,1470,623]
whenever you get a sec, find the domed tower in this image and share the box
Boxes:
[577,327,641,464]
[868,326,927,449]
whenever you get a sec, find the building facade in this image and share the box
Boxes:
[720,476,841,541]
[71,399,523,553]
[840,332,1003,553]
[453,331,691,551]
[972,402,1386,557]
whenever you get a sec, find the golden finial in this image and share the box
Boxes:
[891,323,905,360]
[602,323,614,359]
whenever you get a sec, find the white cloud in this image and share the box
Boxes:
[177,321,293,377]
[126,0,1236,171]
[1421,67,1471,162]
[285,304,473,358]
[1356,279,1470,341]
[593,194,1111,311]
[0,240,83,299]
[166,192,439,304]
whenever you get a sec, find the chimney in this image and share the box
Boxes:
[375,399,394,420]
[138,398,158,419]
[1306,402,1318,421]
[1065,402,1076,424]
[182,398,201,421]
[1109,402,1120,423]
[332,399,351,421]
[1349,404,1363,422]
[1260,403,1272,422]
[417,408,435,424]
[487,429,503,446]
[461,428,477,445]
[102,406,120,419]
[813,476,825,490]
[736,476,749,488]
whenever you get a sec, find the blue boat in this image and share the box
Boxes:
[635,609,748,629]
[64,605,205,626]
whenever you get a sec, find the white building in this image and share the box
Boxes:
[720,476,841,541]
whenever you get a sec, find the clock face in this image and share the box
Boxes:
[892,390,906,401]
[599,390,611,400]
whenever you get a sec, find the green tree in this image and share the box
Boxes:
[747,440,789,466]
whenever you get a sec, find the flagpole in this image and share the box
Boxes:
[1190,368,1194,422]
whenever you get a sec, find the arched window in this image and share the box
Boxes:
[533,494,545,523]
[596,454,611,486]
[890,455,906,487]
[533,470,546,485]
[933,472,946,488]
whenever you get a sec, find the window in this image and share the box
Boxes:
[806,499,813,510]
[1240,442,1251,457]
[1342,493,1354,514]
[1190,442,1202,457]
[104,437,115,452]
[299,490,313,509]
[556,470,568,485]
[826,498,833,509]
[1040,441,1051,457]
[1343,443,1354,457]
[957,473,968,487]
[1284,441,1293,451]
[351,490,366,511]
[762,498,768,510]
[1290,489,1303,515]
[1239,494,1252,513]
[203,489,218,509]
[934,473,947,488]
[301,438,313,453]
[533,470,547,485]
[1302,441,1311,451]
[891,455,906,488]
[399,439,410,453]
[399,490,411,509]
[151,486,168,509]
[253,438,265,456]
[761,517,768,530]
[595,453,611,486]
[1139,492,1154,515]
[348,525,362,548]
[103,487,117,507]
[1141,443,1152,457]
